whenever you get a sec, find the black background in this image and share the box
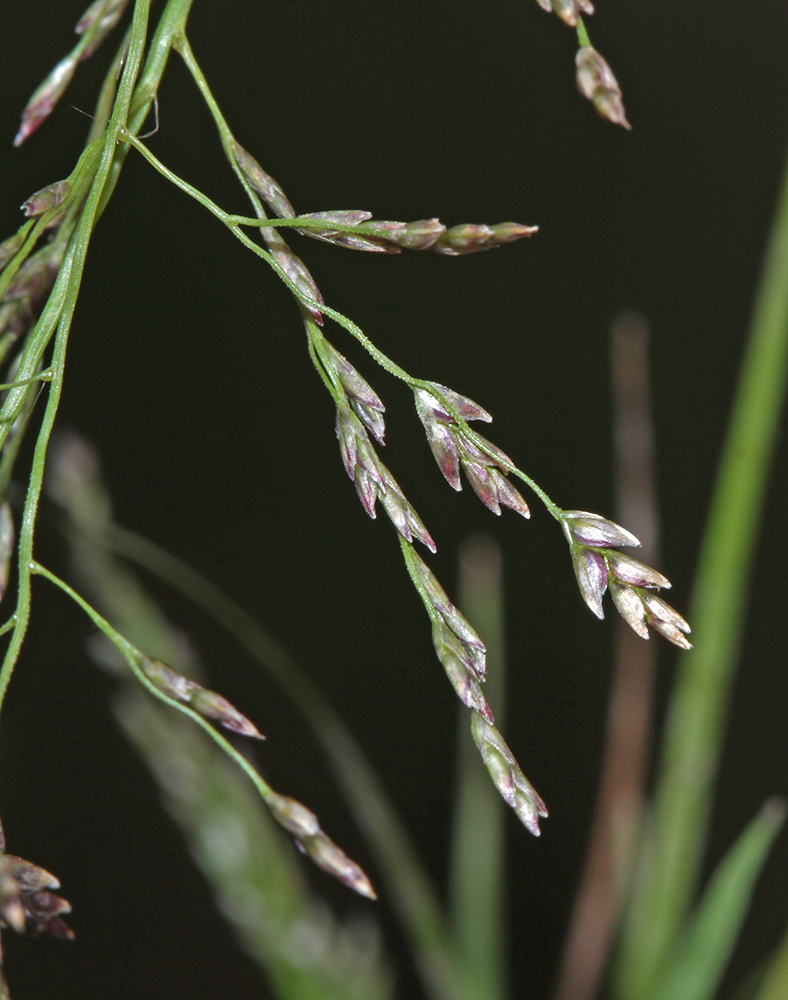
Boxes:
[1,1,787,998]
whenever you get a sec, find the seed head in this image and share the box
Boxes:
[321,341,386,443]
[572,547,608,619]
[471,715,548,836]
[575,46,631,131]
[295,211,402,253]
[641,593,692,649]
[297,834,377,899]
[336,406,436,552]
[141,656,264,738]
[76,0,131,58]
[609,579,649,639]
[432,222,538,255]
[267,793,321,839]
[231,140,296,219]
[415,384,530,517]
[562,510,691,647]
[563,510,640,549]
[607,551,670,590]
[380,218,445,251]
[0,822,74,940]
[407,547,493,717]
[21,180,71,220]
[267,788,375,897]
[271,248,324,324]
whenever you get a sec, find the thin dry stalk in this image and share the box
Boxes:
[553,312,659,1000]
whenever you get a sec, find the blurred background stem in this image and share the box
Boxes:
[554,312,660,1000]
[450,536,508,1000]
[615,141,788,1000]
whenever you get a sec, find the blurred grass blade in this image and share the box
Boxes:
[50,435,391,1000]
[754,916,788,1000]
[449,535,507,1000]
[615,142,788,1000]
[108,529,462,1000]
[117,691,391,1000]
[652,799,785,1000]
[49,433,463,1000]
[554,313,660,1000]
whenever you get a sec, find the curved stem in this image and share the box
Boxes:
[30,562,275,804]
[0,0,153,714]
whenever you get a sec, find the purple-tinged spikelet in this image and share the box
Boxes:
[576,46,631,130]
[562,511,691,647]
[141,656,264,738]
[415,384,530,518]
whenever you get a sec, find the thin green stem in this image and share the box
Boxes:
[576,16,591,48]
[116,129,561,516]
[97,0,196,218]
[30,562,275,804]
[0,0,153,715]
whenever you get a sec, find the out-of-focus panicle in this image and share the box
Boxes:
[0,504,14,603]
[0,816,74,942]
[0,241,66,347]
[76,0,131,60]
[141,656,265,738]
[14,53,79,147]
[335,406,436,553]
[575,46,631,130]
[415,383,530,518]
[14,0,131,146]
[0,234,26,274]
[562,511,691,648]
[534,0,595,27]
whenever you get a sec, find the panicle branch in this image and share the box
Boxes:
[138,662,375,896]
[562,511,691,648]
[403,542,547,834]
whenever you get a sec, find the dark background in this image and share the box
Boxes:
[1,1,787,997]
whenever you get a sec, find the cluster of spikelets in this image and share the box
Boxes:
[563,512,692,648]
[0,814,73,994]
[534,0,630,130]
[1,0,686,907]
